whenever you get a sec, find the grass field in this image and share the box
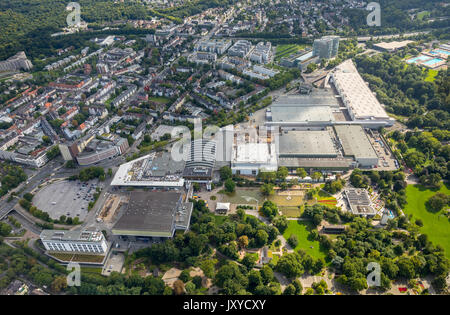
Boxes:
[282,220,327,259]
[148,96,170,104]
[403,184,450,258]
[417,11,430,20]
[425,69,438,82]
[280,206,303,218]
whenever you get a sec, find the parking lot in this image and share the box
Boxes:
[101,252,125,276]
[33,180,99,221]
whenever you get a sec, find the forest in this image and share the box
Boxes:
[343,0,450,36]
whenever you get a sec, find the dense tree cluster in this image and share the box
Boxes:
[390,130,449,185]
[276,250,325,279]
[69,166,105,182]
[327,218,449,293]
[0,162,27,196]
[343,0,449,36]
[302,204,354,227]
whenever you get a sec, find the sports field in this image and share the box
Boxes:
[403,184,450,258]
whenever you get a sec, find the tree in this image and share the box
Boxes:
[260,183,275,196]
[272,216,288,233]
[260,201,278,220]
[192,276,203,289]
[427,193,448,212]
[224,178,236,193]
[238,235,249,249]
[404,151,426,169]
[255,230,269,247]
[347,277,368,292]
[260,265,274,284]
[305,63,318,73]
[200,259,216,279]
[248,270,262,290]
[242,254,258,269]
[220,166,232,180]
[432,274,448,293]
[296,168,307,179]
[283,284,296,295]
[276,253,304,278]
[288,234,298,248]
[184,281,196,294]
[51,276,68,293]
[42,135,52,145]
[276,167,289,181]
[397,257,416,279]
[179,269,191,283]
[173,280,185,295]
[350,169,369,188]
[192,182,200,192]
[312,172,322,182]
[0,222,12,237]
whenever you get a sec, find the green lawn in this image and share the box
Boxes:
[425,69,438,82]
[417,11,430,20]
[282,220,327,259]
[403,184,450,258]
[148,96,170,104]
[280,206,303,218]
[214,215,228,225]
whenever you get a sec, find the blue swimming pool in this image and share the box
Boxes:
[423,58,444,66]
[433,49,450,56]
[406,55,431,64]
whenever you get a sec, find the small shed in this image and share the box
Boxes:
[215,202,230,215]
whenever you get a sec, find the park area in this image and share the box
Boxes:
[282,220,327,260]
[208,185,337,218]
[403,184,450,258]
[217,188,305,217]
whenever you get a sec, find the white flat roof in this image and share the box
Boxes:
[111,153,185,187]
[332,60,389,120]
[232,142,277,166]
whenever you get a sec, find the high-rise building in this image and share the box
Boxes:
[313,36,340,59]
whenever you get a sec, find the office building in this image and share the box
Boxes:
[40,229,108,254]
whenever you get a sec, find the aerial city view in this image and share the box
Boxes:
[0,0,448,302]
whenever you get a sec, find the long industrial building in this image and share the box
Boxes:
[329,60,394,127]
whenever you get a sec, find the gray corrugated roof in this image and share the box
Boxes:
[113,191,181,234]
